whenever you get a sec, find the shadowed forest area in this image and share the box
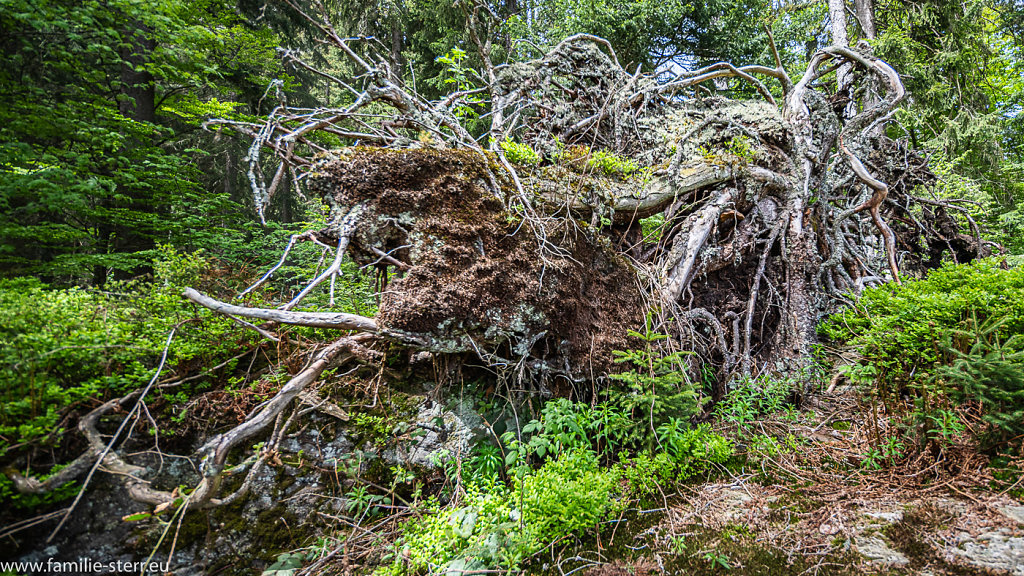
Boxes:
[2,0,1024,574]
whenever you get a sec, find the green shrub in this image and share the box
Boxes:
[606,324,704,449]
[393,484,522,574]
[0,257,244,456]
[936,313,1024,436]
[655,420,733,476]
[588,149,639,177]
[0,242,376,509]
[821,259,1024,444]
[619,423,733,497]
[387,450,622,575]
[821,259,1024,387]
[557,144,639,177]
[516,449,622,542]
[618,450,677,497]
[714,374,795,430]
[504,398,631,463]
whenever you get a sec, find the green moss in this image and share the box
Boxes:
[273,467,297,497]
[659,525,866,576]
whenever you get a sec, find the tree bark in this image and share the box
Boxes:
[829,0,853,106]
[855,0,877,39]
[119,26,156,123]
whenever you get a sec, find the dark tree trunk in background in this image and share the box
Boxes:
[119,30,156,123]
[94,25,156,285]
[391,23,404,78]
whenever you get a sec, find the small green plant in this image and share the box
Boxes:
[639,213,666,243]
[714,374,793,431]
[435,47,483,120]
[936,313,1024,437]
[671,535,688,554]
[919,406,966,443]
[861,435,906,469]
[837,362,879,387]
[748,434,782,460]
[262,552,305,576]
[557,144,639,177]
[389,465,416,489]
[466,443,504,483]
[702,551,732,570]
[657,421,733,475]
[353,413,391,447]
[516,449,623,544]
[618,450,677,497]
[607,321,704,448]
[697,144,717,162]
[617,423,732,497]
[498,138,540,166]
[724,135,755,164]
[588,149,639,177]
[501,398,630,464]
[345,485,386,518]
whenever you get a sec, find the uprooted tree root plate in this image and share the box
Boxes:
[3,22,994,556]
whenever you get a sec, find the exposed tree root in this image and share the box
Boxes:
[183,288,377,332]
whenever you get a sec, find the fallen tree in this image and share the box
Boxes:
[7,2,988,516]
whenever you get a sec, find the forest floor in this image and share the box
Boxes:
[570,389,1024,576]
[5,383,1022,576]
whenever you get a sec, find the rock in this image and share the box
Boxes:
[854,536,910,566]
[703,485,753,524]
[948,530,1024,575]
[384,399,479,468]
[999,505,1024,525]
[862,510,903,524]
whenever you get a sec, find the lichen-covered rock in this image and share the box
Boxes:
[383,399,481,469]
[948,530,1024,575]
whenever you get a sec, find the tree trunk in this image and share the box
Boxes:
[856,0,877,39]
[830,0,854,112]
[94,23,157,284]
[119,27,155,123]
[390,22,404,79]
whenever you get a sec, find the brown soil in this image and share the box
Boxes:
[307,148,645,382]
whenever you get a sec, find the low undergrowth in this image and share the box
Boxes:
[389,450,621,574]
[822,259,1024,454]
[379,422,733,576]
[0,249,243,455]
[0,242,377,510]
[375,326,734,575]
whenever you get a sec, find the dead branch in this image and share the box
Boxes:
[183,288,377,332]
